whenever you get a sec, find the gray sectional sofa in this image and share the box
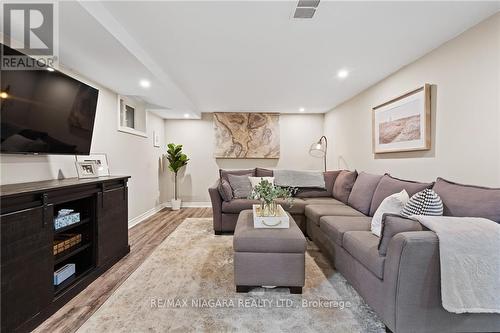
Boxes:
[208,168,500,333]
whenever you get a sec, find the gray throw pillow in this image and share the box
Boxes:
[333,170,358,204]
[218,178,233,202]
[227,174,253,199]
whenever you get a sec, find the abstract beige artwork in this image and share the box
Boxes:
[214,113,280,158]
[372,84,431,154]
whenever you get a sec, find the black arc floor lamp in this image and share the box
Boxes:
[309,135,328,172]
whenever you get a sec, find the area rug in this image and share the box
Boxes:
[77,218,384,332]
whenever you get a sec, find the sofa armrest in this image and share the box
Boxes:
[378,214,423,256]
[209,180,223,234]
[384,231,441,332]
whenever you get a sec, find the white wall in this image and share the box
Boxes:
[0,68,168,223]
[163,113,325,202]
[324,13,500,187]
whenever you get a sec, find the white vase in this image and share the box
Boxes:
[171,199,182,210]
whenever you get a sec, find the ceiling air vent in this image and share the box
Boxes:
[294,8,315,19]
[297,0,320,7]
[293,0,320,19]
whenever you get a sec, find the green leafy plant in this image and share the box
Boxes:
[249,179,296,216]
[165,143,189,200]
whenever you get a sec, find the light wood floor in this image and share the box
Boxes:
[34,207,213,333]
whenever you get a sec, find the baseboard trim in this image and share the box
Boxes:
[163,201,212,208]
[128,204,166,229]
[128,202,212,228]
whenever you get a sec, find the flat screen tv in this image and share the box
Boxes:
[1,44,99,155]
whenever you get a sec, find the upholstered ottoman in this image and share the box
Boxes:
[233,210,307,294]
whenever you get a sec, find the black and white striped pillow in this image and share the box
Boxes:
[401,189,443,218]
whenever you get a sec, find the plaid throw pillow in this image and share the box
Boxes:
[401,189,443,218]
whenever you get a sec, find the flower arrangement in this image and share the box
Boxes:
[249,179,296,216]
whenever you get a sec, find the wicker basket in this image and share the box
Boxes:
[53,234,82,255]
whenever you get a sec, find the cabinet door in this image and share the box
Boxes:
[1,206,53,332]
[97,187,128,266]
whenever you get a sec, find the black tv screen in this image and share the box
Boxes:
[1,45,99,155]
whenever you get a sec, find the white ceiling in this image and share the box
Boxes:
[39,2,500,118]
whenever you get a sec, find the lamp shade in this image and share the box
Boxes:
[309,141,326,158]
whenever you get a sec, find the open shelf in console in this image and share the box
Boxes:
[52,195,96,297]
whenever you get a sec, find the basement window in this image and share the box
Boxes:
[118,96,147,137]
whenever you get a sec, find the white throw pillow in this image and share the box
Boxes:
[249,177,274,189]
[371,190,409,237]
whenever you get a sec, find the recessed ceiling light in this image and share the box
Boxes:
[184,114,190,118]
[337,69,349,79]
[139,79,151,88]
[299,107,305,112]
[46,67,55,72]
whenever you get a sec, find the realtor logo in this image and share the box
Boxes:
[2,2,58,70]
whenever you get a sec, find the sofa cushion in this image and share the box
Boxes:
[333,170,358,204]
[218,178,233,202]
[378,214,423,256]
[295,170,341,198]
[319,216,372,246]
[222,198,308,215]
[305,204,365,226]
[369,175,433,216]
[222,199,260,213]
[276,198,308,215]
[255,168,273,177]
[343,231,386,279]
[302,198,344,205]
[234,210,306,253]
[220,168,256,182]
[348,172,383,215]
[228,174,253,198]
[433,177,500,222]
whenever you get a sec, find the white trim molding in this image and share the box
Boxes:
[163,201,212,208]
[128,203,166,229]
[128,202,212,228]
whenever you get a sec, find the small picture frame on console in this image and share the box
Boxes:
[75,161,99,179]
[75,154,110,176]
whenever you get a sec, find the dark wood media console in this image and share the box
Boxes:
[0,176,131,332]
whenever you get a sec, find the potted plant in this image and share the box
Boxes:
[249,180,295,216]
[165,143,189,210]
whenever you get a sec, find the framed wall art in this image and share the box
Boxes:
[372,84,431,154]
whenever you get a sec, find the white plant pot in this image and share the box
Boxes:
[171,199,182,211]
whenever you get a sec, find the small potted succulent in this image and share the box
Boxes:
[165,143,189,210]
[249,180,295,216]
